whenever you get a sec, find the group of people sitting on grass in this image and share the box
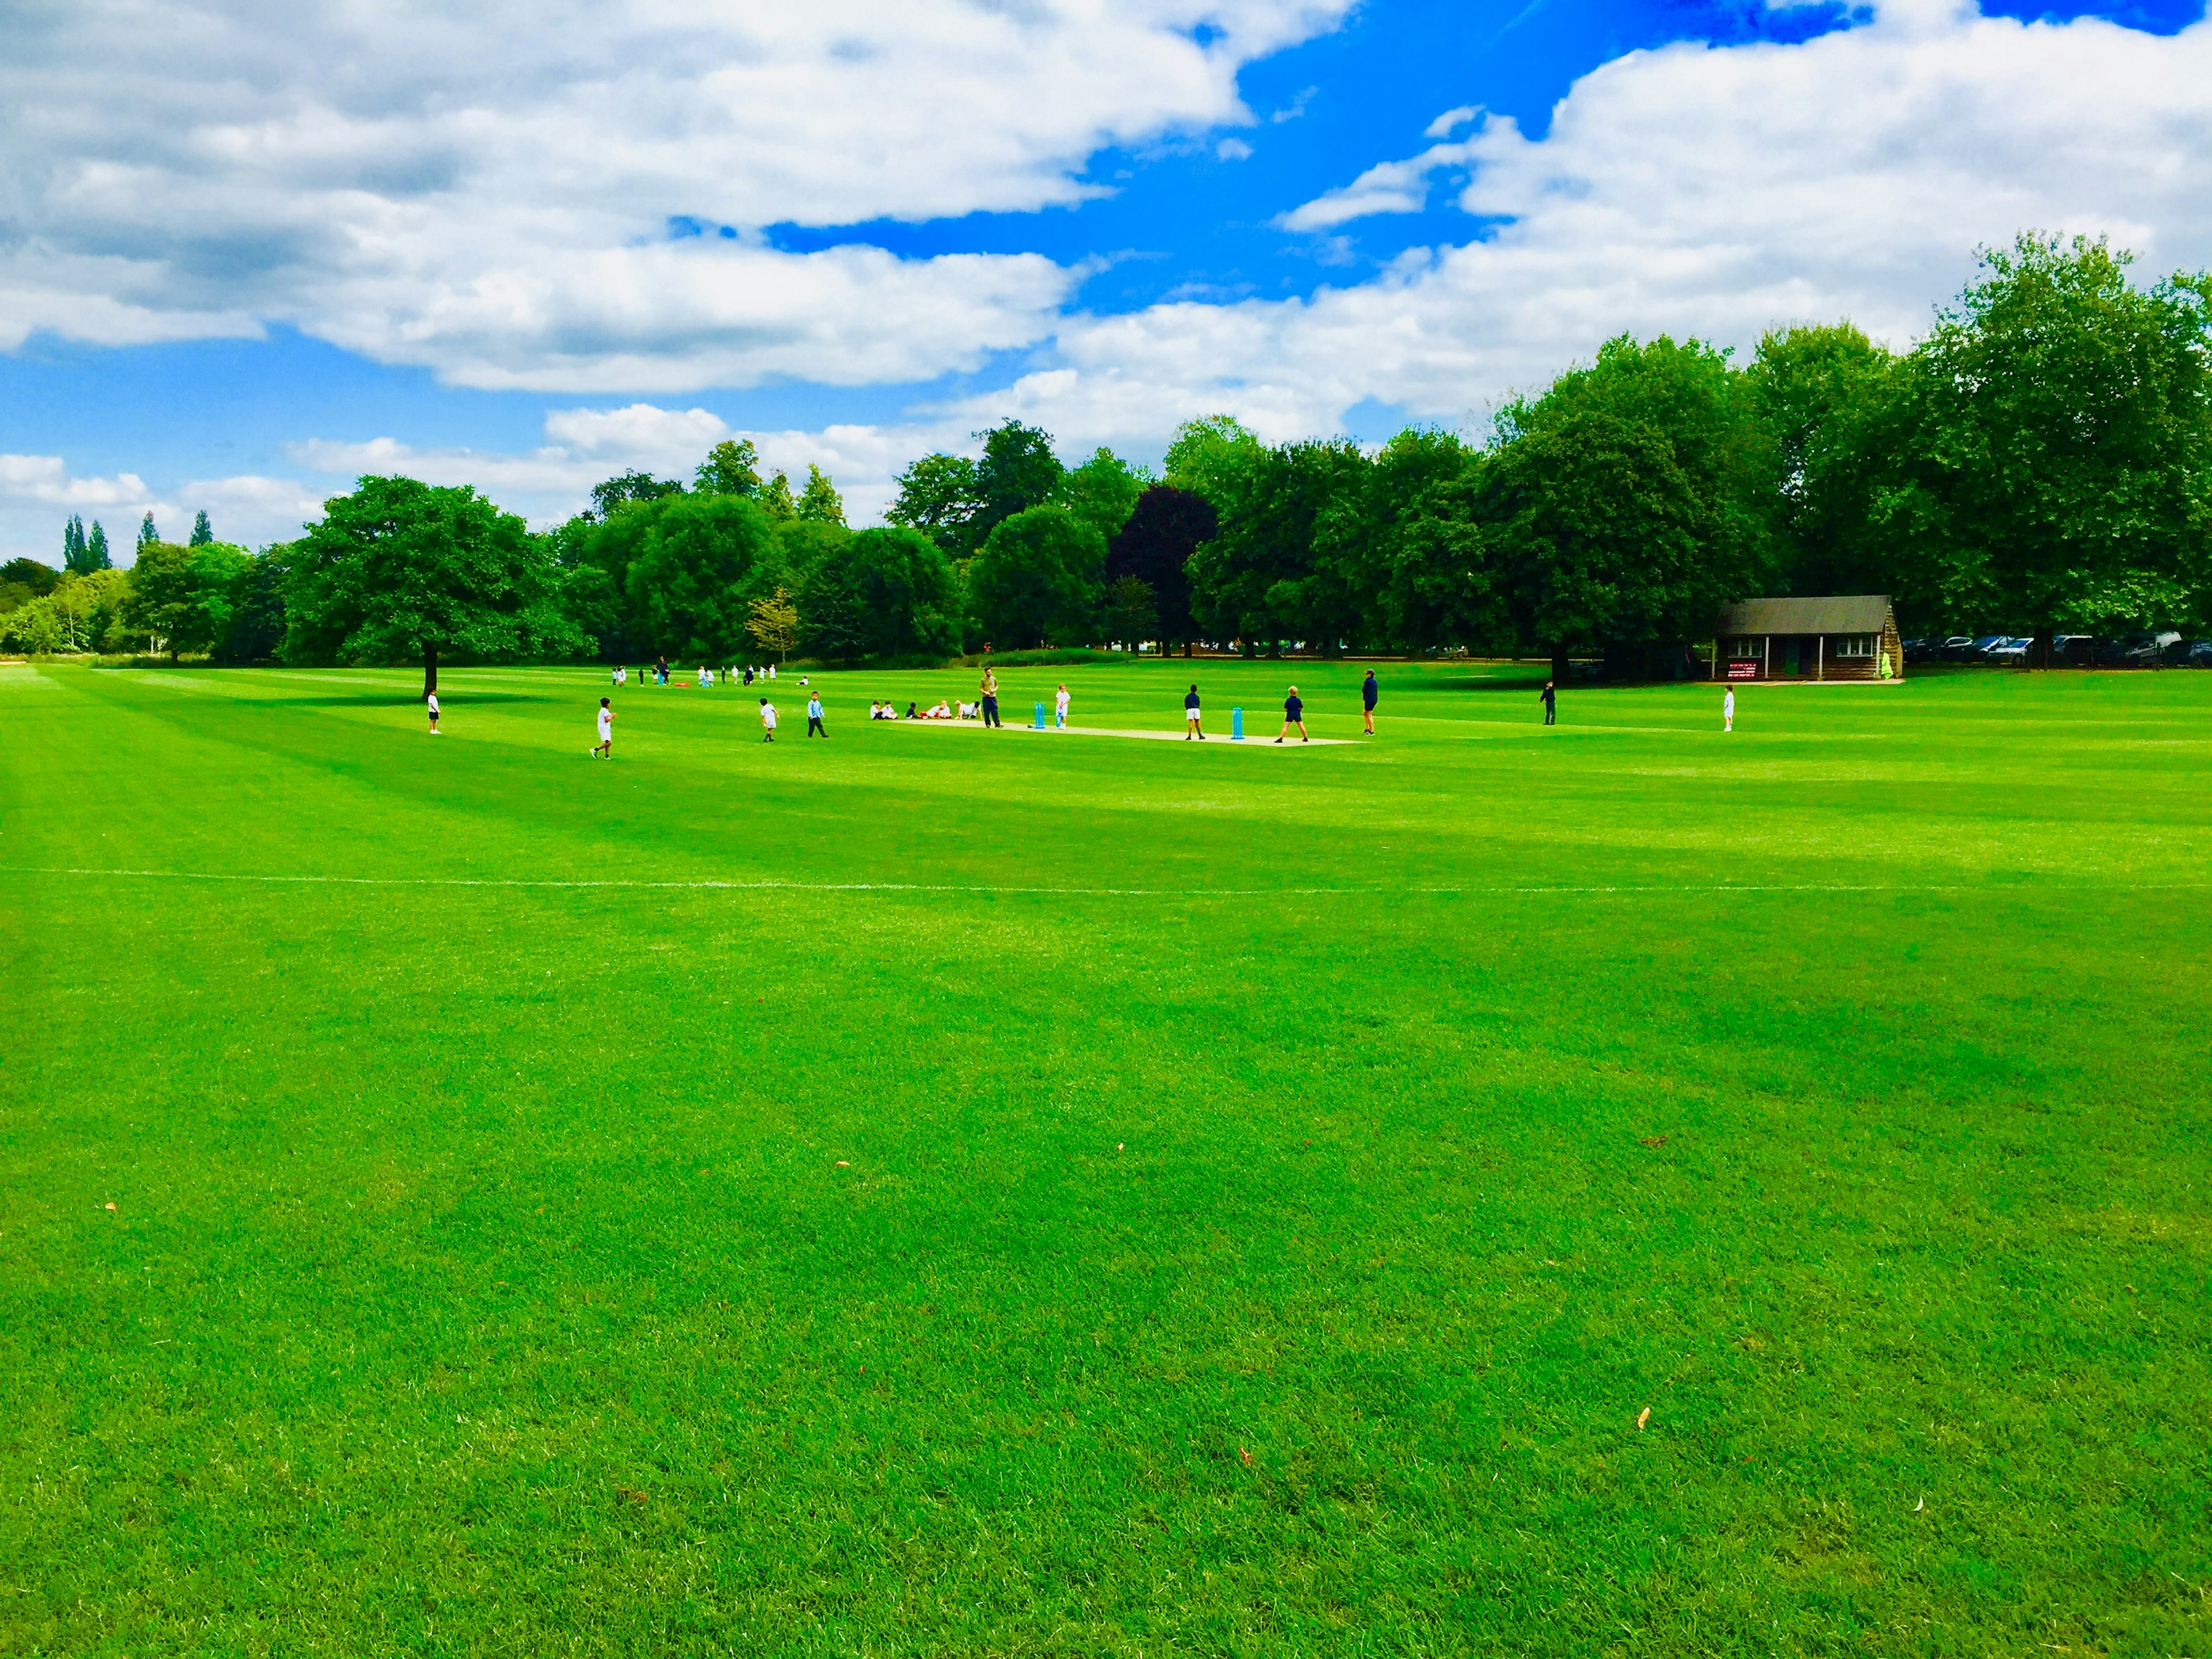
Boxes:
[868,698,981,721]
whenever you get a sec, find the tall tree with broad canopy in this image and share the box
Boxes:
[1479,409,1709,681]
[796,464,847,527]
[971,420,1064,547]
[1875,234,2212,649]
[1108,484,1216,652]
[622,493,786,662]
[885,452,983,557]
[694,439,762,498]
[123,541,195,656]
[216,548,291,663]
[1339,431,1499,653]
[795,527,963,660]
[968,506,1105,649]
[283,476,584,695]
[589,469,683,521]
[1055,448,1150,544]
[1187,439,1367,654]
[1747,323,1909,600]
[1162,414,1265,523]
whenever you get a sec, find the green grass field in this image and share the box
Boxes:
[5,658,2207,1656]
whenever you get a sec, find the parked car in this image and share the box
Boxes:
[1956,634,2012,661]
[1903,637,1944,664]
[1986,637,2029,664]
[2165,638,2211,666]
[2051,635,2098,666]
[2098,631,2180,667]
[2187,641,2212,668]
[1938,635,1978,661]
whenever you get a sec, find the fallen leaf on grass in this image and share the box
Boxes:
[1639,1136,1668,1149]
[835,1160,849,1168]
[104,1202,118,1211]
[1636,1407,1651,1431]
[616,1486,648,1505]
[1914,1495,1924,1513]
[1239,1446,1252,1467]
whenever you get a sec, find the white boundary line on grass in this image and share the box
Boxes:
[6,866,2202,899]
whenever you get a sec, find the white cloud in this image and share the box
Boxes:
[1423,105,1480,139]
[0,1,1350,390]
[0,459,323,565]
[1002,1,2212,443]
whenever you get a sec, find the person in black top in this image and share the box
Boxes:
[1361,669,1378,734]
[1540,679,1556,725]
[1276,685,1308,743]
[1184,684,1205,740]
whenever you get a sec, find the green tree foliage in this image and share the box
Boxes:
[968,505,1105,649]
[1881,234,2212,637]
[137,512,159,554]
[746,586,801,661]
[694,439,762,498]
[885,452,983,557]
[759,471,797,524]
[1479,410,1709,676]
[1188,440,1368,654]
[1102,574,1159,650]
[1108,485,1216,649]
[972,420,1064,546]
[1162,414,1265,521]
[795,527,963,660]
[84,521,112,572]
[589,470,683,521]
[1744,323,1908,601]
[62,516,88,573]
[1056,448,1149,544]
[796,464,847,527]
[620,493,785,662]
[123,541,196,656]
[2,568,130,653]
[2,557,61,599]
[190,509,215,547]
[1342,430,1499,653]
[215,549,291,663]
[775,518,850,578]
[284,476,584,694]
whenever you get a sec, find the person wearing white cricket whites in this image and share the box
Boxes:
[1724,687,1736,733]
[592,696,614,757]
[1054,683,1071,729]
[759,696,778,741]
[426,689,441,734]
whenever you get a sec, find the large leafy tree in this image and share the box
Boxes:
[795,527,963,660]
[967,506,1105,649]
[886,452,982,557]
[796,464,847,527]
[215,548,291,663]
[1878,234,2212,644]
[1187,439,1367,654]
[1056,448,1149,544]
[1480,409,1710,680]
[284,476,584,694]
[622,493,785,661]
[1162,414,1265,521]
[1108,484,1216,652]
[589,469,683,520]
[694,439,762,498]
[1342,431,1499,653]
[3,557,60,598]
[1745,323,1909,600]
[123,541,196,656]
[972,419,1064,546]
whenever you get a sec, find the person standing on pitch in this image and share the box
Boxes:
[1724,687,1735,733]
[1276,684,1308,743]
[426,687,441,735]
[1054,683,1071,729]
[1184,683,1205,739]
[592,696,615,757]
[806,690,827,737]
[759,696,778,742]
[1361,668,1378,734]
[979,665,1001,728]
[1540,679,1556,726]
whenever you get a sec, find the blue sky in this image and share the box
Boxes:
[1,0,2206,560]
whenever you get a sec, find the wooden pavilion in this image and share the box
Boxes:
[1713,596,1903,682]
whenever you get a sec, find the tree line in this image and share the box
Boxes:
[6,233,2207,677]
